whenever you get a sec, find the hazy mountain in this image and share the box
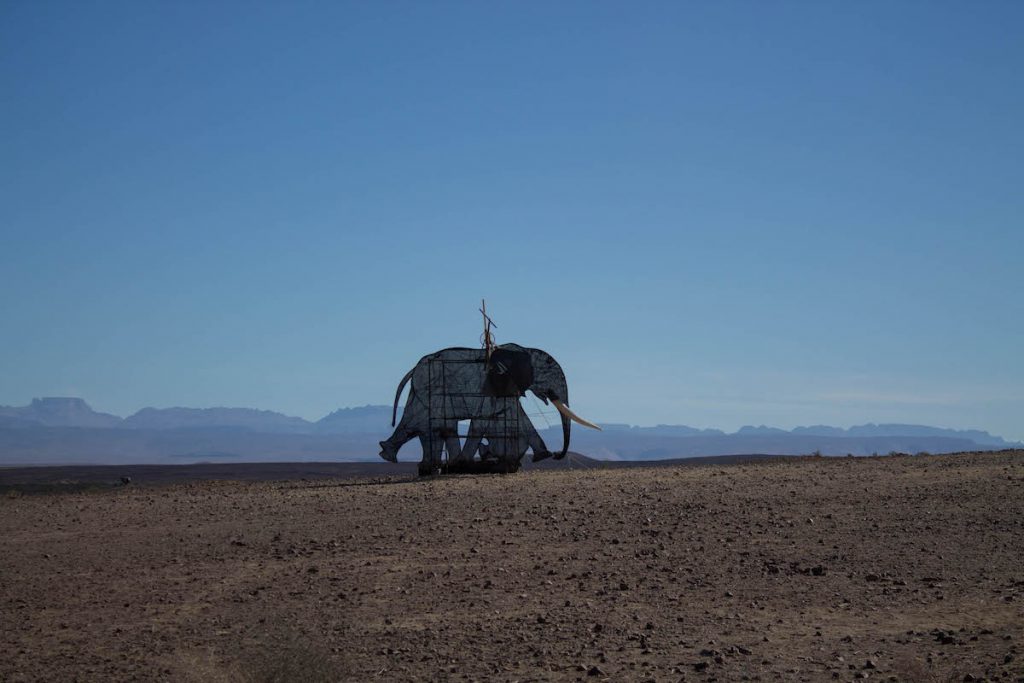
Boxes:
[0,426,384,465]
[843,423,1010,446]
[599,423,725,437]
[316,405,399,434]
[736,425,790,436]
[122,407,312,433]
[0,397,1018,466]
[791,425,847,437]
[0,398,122,429]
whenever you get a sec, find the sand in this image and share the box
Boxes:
[2,451,1022,682]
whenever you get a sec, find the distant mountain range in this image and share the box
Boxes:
[0,397,1018,466]
[0,398,394,434]
[591,421,1013,447]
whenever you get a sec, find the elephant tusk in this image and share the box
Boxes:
[552,399,602,431]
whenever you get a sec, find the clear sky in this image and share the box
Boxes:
[2,1,1022,440]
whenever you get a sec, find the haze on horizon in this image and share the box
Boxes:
[2,2,1022,441]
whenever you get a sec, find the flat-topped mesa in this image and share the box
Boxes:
[0,397,122,428]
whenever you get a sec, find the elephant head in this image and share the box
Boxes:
[494,344,601,459]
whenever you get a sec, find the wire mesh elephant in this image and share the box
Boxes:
[379,343,598,475]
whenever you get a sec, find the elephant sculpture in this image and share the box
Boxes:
[379,343,599,475]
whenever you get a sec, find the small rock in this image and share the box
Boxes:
[587,665,604,676]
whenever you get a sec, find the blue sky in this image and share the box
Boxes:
[2,2,1022,439]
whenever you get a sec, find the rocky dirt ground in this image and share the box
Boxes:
[2,451,1023,682]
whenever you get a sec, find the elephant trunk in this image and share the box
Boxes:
[546,364,571,460]
[559,411,571,460]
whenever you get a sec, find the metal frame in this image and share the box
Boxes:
[424,356,520,475]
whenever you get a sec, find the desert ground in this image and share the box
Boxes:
[2,451,1022,682]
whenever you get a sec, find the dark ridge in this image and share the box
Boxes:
[7,450,1019,492]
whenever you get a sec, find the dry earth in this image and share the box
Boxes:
[2,452,1023,682]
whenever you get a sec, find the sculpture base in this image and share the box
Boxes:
[418,459,521,477]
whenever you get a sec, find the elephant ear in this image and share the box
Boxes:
[485,348,534,397]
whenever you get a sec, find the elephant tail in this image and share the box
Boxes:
[392,367,415,427]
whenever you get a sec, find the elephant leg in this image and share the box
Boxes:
[461,419,488,464]
[416,435,435,476]
[380,432,414,462]
[380,425,415,463]
[527,428,552,462]
[417,431,448,476]
[510,402,551,462]
[445,435,463,464]
[483,428,518,470]
[421,423,463,474]
[438,421,465,466]
[422,420,461,467]
[477,402,517,464]
[380,397,423,462]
